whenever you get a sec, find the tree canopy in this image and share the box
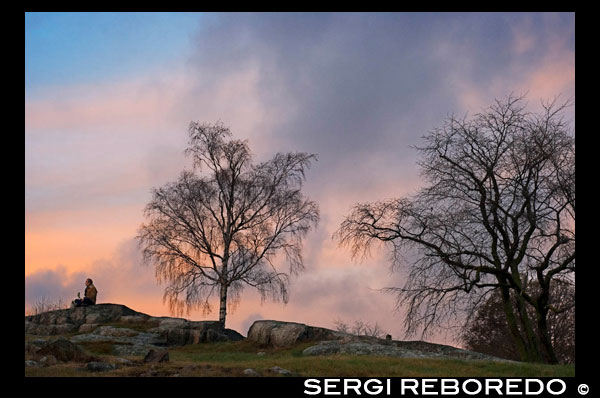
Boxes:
[336,95,574,363]
[138,122,319,326]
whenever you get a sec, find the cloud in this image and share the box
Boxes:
[25,238,166,314]
[25,265,87,307]
[25,12,574,345]
[183,13,573,195]
[177,12,575,342]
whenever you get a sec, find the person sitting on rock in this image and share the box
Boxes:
[72,278,97,307]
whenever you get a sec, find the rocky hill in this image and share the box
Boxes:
[245,319,510,362]
[26,303,242,351]
[25,303,509,373]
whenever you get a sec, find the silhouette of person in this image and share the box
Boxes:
[72,278,97,307]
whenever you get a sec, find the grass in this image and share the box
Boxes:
[25,339,574,377]
[167,341,574,377]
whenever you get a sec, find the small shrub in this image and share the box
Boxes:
[333,318,387,339]
[26,296,68,316]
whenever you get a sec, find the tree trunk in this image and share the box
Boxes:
[219,253,229,327]
[514,294,546,363]
[500,284,555,363]
[537,313,558,363]
[219,283,228,326]
[499,286,531,362]
[535,292,559,364]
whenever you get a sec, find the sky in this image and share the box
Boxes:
[25,12,575,345]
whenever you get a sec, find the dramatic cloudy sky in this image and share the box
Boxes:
[25,12,574,344]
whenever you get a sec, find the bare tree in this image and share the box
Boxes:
[138,122,319,326]
[335,95,574,364]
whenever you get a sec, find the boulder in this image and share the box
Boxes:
[39,355,58,366]
[30,339,48,346]
[25,360,40,367]
[148,320,229,345]
[25,342,43,355]
[243,368,260,376]
[37,338,93,362]
[246,320,349,348]
[113,344,158,357]
[144,349,169,363]
[268,366,295,376]
[151,327,199,346]
[114,357,134,366]
[207,328,229,342]
[87,361,116,372]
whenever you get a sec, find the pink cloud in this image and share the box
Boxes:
[26,14,574,350]
[519,58,574,105]
[25,71,192,131]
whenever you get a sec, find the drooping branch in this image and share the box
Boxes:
[335,95,574,363]
[138,123,319,324]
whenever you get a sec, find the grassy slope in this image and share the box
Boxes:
[25,339,574,377]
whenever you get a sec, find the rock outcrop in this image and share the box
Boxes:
[87,361,117,372]
[146,318,229,346]
[25,304,146,335]
[25,337,98,364]
[26,306,506,364]
[246,320,350,348]
[36,338,95,362]
[144,349,169,363]
[25,303,243,357]
[301,340,507,361]
[246,320,509,362]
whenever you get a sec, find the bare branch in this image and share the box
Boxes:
[138,123,319,325]
[335,95,574,364]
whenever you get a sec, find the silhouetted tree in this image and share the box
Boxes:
[336,95,574,363]
[138,122,319,326]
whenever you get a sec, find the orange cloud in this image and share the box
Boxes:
[25,204,143,276]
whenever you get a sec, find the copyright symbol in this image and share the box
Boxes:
[578,384,589,395]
